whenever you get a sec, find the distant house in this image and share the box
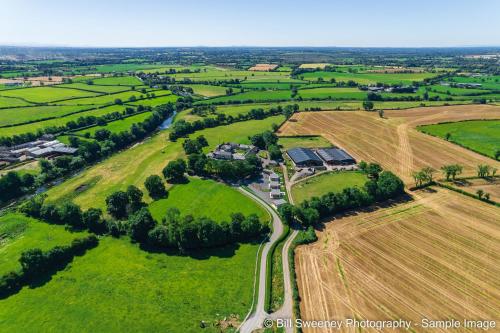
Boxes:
[316,148,356,165]
[270,189,282,199]
[210,150,233,160]
[287,148,323,167]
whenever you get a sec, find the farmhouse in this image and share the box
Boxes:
[316,148,356,165]
[207,142,257,161]
[287,147,323,167]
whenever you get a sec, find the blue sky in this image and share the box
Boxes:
[1,0,499,47]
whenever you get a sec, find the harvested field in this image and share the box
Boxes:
[443,177,500,202]
[278,105,500,184]
[295,187,500,332]
[299,63,330,69]
[248,64,278,71]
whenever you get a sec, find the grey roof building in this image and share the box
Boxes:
[287,148,323,167]
[316,148,356,165]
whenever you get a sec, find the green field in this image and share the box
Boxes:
[297,87,367,99]
[0,96,34,108]
[127,94,177,107]
[88,76,144,86]
[149,177,269,222]
[291,171,369,203]
[0,105,94,127]
[45,115,285,209]
[203,90,292,104]
[73,111,153,137]
[418,120,500,158]
[278,135,333,150]
[0,86,101,103]
[301,71,438,85]
[0,105,129,137]
[186,84,228,97]
[58,90,160,106]
[0,236,259,333]
[0,213,87,276]
[59,82,132,94]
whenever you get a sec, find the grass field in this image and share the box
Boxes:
[418,120,500,159]
[127,94,177,107]
[0,86,101,103]
[203,90,292,104]
[279,105,500,184]
[58,90,160,106]
[73,111,153,137]
[291,171,368,203]
[149,177,269,222]
[278,135,332,150]
[0,105,95,127]
[186,84,228,97]
[45,115,285,210]
[59,82,132,94]
[0,96,34,108]
[0,213,86,276]
[0,236,259,333]
[0,105,129,137]
[89,76,144,86]
[297,87,367,100]
[300,71,439,85]
[295,187,500,332]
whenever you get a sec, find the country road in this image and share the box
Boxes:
[238,164,299,333]
[238,187,284,333]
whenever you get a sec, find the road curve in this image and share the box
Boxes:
[237,187,284,333]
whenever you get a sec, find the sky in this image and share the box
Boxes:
[1,0,499,47]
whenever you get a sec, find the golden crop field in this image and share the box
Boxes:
[278,105,500,185]
[295,187,500,333]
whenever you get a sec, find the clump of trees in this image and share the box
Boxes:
[477,164,497,178]
[441,164,463,180]
[411,166,436,187]
[0,171,36,204]
[250,130,281,161]
[279,165,404,228]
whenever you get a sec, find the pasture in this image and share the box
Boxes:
[73,111,153,138]
[291,171,368,203]
[0,105,129,138]
[297,87,367,100]
[185,84,228,97]
[0,237,259,333]
[418,120,500,159]
[202,90,292,104]
[57,90,161,106]
[59,82,132,94]
[0,213,86,276]
[278,105,500,184]
[295,188,500,332]
[300,71,438,85]
[0,86,100,103]
[0,105,94,127]
[0,96,34,108]
[127,94,177,107]
[149,177,269,222]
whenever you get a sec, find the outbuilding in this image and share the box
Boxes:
[316,148,356,165]
[287,148,323,167]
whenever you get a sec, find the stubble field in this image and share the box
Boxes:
[295,187,500,332]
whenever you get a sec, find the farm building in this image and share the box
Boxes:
[0,139,77,164]
[287,148,323,167]
[272,199,287,209]
[269,181,281,189]
[316,148,356,165]
[270,189,282,199]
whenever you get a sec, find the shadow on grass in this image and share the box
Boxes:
[138,237,264,260]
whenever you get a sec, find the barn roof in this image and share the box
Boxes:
[316,148,355,162]
[287,148,322,164]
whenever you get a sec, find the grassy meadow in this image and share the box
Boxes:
[291,171,368,203]
[418,120,500,158]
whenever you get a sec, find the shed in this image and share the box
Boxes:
[316,148,356,165]
[287,148,323,167]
